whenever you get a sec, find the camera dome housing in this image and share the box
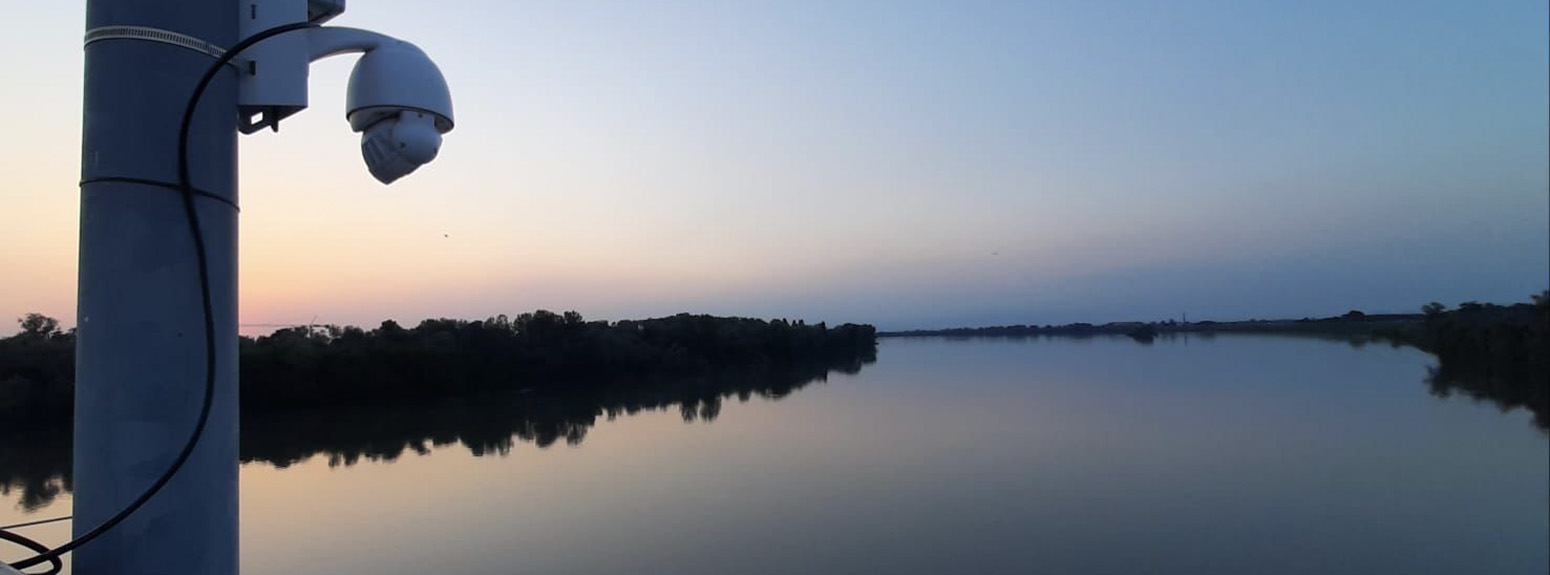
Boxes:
[345,44,454,134]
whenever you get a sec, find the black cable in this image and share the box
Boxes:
[0,517,70,532]
[0,529,60,575]
[3,21,319,572]
[79,176,240,211]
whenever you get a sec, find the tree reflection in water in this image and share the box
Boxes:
[1426,361,1548,433]
[8,334,1546,514]
[0,431,69,512]
[1,355,871,511]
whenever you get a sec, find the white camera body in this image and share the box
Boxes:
[237,0,454,184]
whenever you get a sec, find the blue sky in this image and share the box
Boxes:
[0,0,1546,331]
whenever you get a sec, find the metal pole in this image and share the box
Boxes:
[76,0,239,572]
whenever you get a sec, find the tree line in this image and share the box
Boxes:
[0,310,877,429]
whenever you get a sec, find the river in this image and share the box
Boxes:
[3,334,1546,574]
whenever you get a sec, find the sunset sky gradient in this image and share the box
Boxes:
[2,0,1546,332]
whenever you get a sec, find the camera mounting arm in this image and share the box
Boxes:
[237,26,453,135]
[306,25,392,59]
[235,0,453,183]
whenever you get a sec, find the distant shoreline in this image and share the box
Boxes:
[878,312,1424,341]
[880,298,1547,432]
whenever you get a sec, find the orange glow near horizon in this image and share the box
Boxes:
[2,1,1546,333]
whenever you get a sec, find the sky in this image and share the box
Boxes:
[1,0,1546,332]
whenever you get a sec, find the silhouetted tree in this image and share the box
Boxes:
[2,311,877,425]
[16,314,61,340]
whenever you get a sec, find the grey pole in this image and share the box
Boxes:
[76,0,239,573]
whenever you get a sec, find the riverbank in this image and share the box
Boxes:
[0,311,878,431]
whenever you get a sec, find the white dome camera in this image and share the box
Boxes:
[345,43,454,183]
[237,3,455,185]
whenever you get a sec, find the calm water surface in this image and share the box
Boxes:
[4,335,1547,574]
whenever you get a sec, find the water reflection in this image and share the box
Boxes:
[4,335,1547,575]
[243,359,860,467]
[1,356,871,511]
[1169,331,1544,430]
[1427,360,1548,432]
[890,331,1546,434]
[5,332,1543,520]
[0,431,69,512]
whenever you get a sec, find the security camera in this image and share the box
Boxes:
[360,110,441,184]
[344,42,454,183]
[236,1,454,184]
